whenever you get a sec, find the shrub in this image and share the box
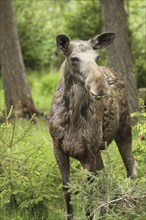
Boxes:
[0,109,65,220]
[67,100,146,219]
[0,97,145,220]
[131,99,146,168]
[69,158,146,219]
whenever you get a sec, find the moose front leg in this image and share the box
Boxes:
[81,147,104,173]
[80,148,104,220]
[53,142,73,220]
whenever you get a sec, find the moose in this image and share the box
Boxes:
[48,32,136,220]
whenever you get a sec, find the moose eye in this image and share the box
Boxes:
[70,57,80,65]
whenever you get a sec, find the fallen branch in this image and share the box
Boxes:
[91,192,146,217]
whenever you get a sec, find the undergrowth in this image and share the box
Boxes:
[69,157,146,220]
[68,99,146,220]
[0,108,65,220]
[0,100,146,220]
[132,99,146,168]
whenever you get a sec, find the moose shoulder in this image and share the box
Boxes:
[48,33,136,220]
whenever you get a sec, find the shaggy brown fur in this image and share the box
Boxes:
[48,33,136,220]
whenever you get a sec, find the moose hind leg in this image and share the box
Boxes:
[53,143,73,220]
[115,124,136,178]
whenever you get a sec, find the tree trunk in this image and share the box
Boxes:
[0,0,38,118]
[101,0,139,115]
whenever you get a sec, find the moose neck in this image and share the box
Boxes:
[63,68,90,123]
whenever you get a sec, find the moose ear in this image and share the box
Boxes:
[56,34,70,54]
[90,32,116,50]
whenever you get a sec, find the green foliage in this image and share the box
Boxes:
[13,0,103,70]
[40,73,60,96]
[67,99,146,219]
[0,70,60,112]
[0,77,146,219]
[128,0,146,88]
[63,0,108,66]
[131,99,146,166]
[69,155,146,219]
[14,0,50,69]
[0,109,65,220]
[63,0,102,40]
[27,70,60,111]
[13,0,145,88]
[14,0,65,70]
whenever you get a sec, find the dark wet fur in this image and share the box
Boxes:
[48,34,136,220]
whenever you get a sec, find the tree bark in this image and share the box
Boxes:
[101,0,139,115]
[0,0,38,118]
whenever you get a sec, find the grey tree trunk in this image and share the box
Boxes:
[101,0,139,115]
[0,0,38,118]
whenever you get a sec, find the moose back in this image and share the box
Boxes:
[48,32,136,220]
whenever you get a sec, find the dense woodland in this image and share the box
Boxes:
[13,0,146,76]
[15,0,146,83]
[0,0,146,220]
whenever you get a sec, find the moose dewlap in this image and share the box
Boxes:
[48,32,136,220]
